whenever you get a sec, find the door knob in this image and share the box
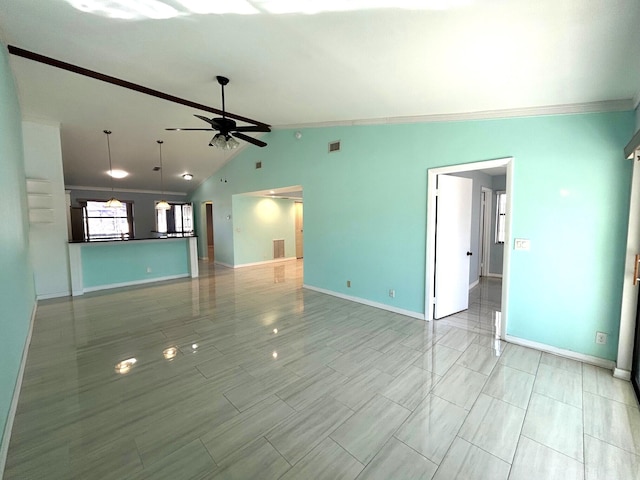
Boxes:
[466,251,473,256]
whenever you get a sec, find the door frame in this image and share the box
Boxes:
[480,186,493,277]
[425,157,513,340]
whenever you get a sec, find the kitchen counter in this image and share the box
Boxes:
[68,236,198,295]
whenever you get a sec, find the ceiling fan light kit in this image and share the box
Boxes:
[167,75,270,148]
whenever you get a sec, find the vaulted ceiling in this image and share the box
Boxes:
[1,0,639,193]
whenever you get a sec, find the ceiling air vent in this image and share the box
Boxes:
[256,161,262,169]
[328,140,341,153]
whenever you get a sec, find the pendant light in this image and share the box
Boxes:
[155,140,171,210]
[103,130,122,208]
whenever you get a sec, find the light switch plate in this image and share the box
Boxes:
[514,238,530,251]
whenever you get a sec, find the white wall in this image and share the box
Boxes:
[22,121,71,299]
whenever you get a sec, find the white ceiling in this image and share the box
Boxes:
[1,0,639,193]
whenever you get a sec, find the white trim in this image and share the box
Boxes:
[303,284,425,320]
[65,185,187,196]
[0,302,36,477]
[199,256,209,261]
[82,274,190,293]
[633,91,640,110]
[613,368,632,381]
[485,273,503,278]
[188,237,199,278]
[214,261,234,269]
[617,158,640,374]
[275,100,633,130]
[68,243,83,296]
[480,187,493,277]
[36,290,70,300]
[505,334,616,370]
[232,257,297,269]
[21,115,61,128]
[469,280,479,290]
[425,157,513,334]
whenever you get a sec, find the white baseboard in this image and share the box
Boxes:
[485,273,503,278]
[303,284,425,320]
[469,280,479,290]
[233,257,296,269]
[36,290,71,300]
[0,301,36,478]
[613,368,631,381]
[82,273,190,294]
[199,256,209,261]
[504,334,616,370]
[214,262,234,269]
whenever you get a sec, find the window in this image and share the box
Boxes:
[82,200,134,241]
[156,202,194,235]
[495,192,506,244]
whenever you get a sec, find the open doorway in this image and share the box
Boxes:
[425,158,513,341]
[295,202,304,259]
[230,186,303,268]
[205,202,214,263]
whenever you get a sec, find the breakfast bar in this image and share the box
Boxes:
[68,236,198,296]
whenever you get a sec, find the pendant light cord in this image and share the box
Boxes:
[157,140,165,194]
[104,130,114,192]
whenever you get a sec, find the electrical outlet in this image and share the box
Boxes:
[595,331,607,345]
[146,267,152,273]
[389,289,395,298]
[347,280,351,288]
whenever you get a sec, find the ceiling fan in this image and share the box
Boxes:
[167,76,270,148]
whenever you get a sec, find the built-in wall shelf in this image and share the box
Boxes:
[26,178,53,223]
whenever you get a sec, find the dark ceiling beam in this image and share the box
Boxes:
[7,45,271,129]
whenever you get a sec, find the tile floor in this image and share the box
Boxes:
[4,261,640,479]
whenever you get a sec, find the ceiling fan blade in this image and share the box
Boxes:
[194,114,221,129]
[233,132,267,148]
[234,125,272,133]
[166,128,215,131]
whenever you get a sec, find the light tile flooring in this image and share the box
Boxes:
[5,261,640,479]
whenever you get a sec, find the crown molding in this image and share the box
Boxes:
[274,99,635,130]
[65,185,187,196]
[21,115,61,128]
[633,90,640,110]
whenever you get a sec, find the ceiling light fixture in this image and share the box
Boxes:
[108,169,129,179]
[209,133,240,150]
[103,130,122,208]
[182,173,194,181]
[155,140,171,211]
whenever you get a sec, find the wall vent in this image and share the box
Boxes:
[255,161,262,169]
[273,239,285,259]
[328,140,341,153]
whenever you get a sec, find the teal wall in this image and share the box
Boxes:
[81,240,189,288]
[232,195,296,265]
[190,111,634,361]
[0,45,35,447]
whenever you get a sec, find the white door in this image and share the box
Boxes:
[434,174,473,319]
